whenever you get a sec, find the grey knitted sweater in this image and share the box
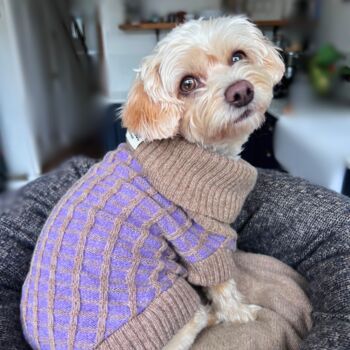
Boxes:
[0,157,349,349]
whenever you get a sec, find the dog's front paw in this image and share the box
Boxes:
[208,279,261,325]
[216,303,261,324]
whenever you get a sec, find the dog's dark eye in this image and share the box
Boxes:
[180,76,198,94]
[231,51,246,64]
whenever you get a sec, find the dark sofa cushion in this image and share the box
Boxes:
[0,159,349,349]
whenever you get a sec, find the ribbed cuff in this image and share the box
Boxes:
[186,248,236,287]
[96,278,200,350]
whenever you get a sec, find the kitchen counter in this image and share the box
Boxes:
[270,86,350,193]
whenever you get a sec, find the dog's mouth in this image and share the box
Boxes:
[234,109,252,124]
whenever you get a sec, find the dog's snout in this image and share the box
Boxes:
[225,80,254,108]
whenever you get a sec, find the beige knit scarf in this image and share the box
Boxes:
[133,137,257,228]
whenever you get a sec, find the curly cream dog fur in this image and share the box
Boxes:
[122,16,284,350]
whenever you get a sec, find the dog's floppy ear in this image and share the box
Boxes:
[122,62,181,141]
[263,41,285,85]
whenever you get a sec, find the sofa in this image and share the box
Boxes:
[0,156,349,349]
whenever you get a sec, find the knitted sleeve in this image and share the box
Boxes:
[162,209,237,287]
[184,243,237,287]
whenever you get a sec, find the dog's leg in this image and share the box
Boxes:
[208,278,261,324]
[163,305,216,350]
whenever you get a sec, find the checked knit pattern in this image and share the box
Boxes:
[21,139,257,350]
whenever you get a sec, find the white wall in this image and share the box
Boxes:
[0,0,94,186]
[0,0,41,182]
[143,0,221,18]
[317,0,350,53]
[99,0,156,100]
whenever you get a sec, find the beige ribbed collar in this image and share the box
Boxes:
[132,137,257,224]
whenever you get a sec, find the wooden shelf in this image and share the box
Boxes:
[119,20,289,32]
[119,22,177,31]
[255,19,289,27]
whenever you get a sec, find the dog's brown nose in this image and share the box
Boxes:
[225,80,254,108]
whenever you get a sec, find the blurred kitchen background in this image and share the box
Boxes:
[0,0,349,195]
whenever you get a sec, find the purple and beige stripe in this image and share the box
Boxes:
[95,190,146,343]
[21,139,255,349]
[46,152,120,349]
[25,153,111,349]
[66,159,137,348]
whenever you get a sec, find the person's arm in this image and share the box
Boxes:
[235,168,350,350]
[0,157,96,350]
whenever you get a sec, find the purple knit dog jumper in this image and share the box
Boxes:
[21,138,257,349]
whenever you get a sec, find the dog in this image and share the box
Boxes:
[122,16,285,350]
[20,16,284,350]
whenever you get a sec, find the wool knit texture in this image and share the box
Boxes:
[20,137,257,350]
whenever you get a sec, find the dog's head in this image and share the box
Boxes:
[122,16,285,156]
